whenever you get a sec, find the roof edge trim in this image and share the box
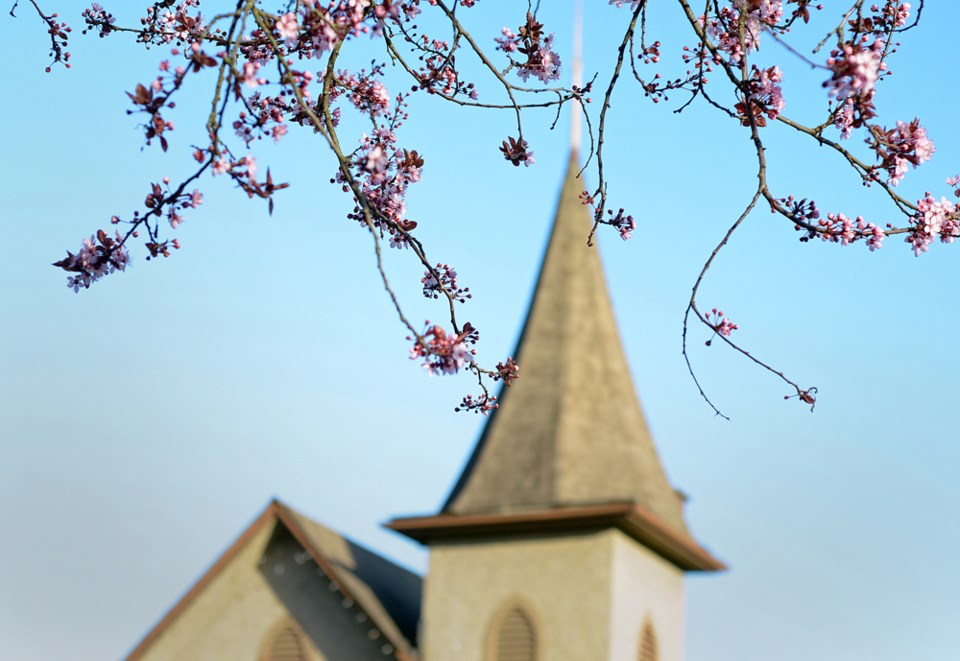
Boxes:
[386,503,724,573]
[125,500,281,660]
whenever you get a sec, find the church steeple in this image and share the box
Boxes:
[389,16,720,658]
[388,153,722,573]
[388,152,721,661]
[442,153,687,534]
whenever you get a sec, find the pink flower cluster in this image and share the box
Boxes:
[607,208,636,240]
[422,264,471,303]
[784,197,888,251]
[823,38,884,102]
[500,136,535,167]
[869,119,935,186]
[451,356,518,415]
[832,99,857,140]
[876,1,911,27]
[819,212,885,250]
[282,0,385,57]
[906,194,959,256]
[851,1,911,32]
[140,0,205,46]
[702,0,784,64]
[81,3,115,37]
[737,65,784,126]
[54,230,130,292]
[495,14,561,84]
[455,393,498,414]
[336,67,391,117]
[407,34,475,98]
[703,308,739,344]
[274,13,299,44]
[410,322,479,375]
[493,357,520,386]
[143,178,203,229]
[342,131,424,247]
[579,193,635,240]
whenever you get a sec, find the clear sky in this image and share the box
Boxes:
[2,3,958,660]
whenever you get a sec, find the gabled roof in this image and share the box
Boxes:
[390,153,722,572]
[126,499,420,660]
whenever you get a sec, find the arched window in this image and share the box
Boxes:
[490,604,538,661]
[639,618,658,661]
[260,619,308,661]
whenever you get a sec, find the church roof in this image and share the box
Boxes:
[280,502,421,653]
[127,500,420,660]
[389,153,723,572]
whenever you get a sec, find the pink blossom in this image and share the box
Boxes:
[243,154,257,178]
[907,195,959,255]
[495,27,517,53]
[703,308,738,342]
[871,119,935,186]
[608,208,636,240]
[865,223,885,251]
[364,144,388,175]
[275,13,299,44]
[496,14,561,84]
[241,62,264,88]
[517,33,561,84]
[824,38,884,101]
[54,230,130,291]
[500,136,534,167]
[422,263,471,302]
[873,1,911,27]
[738,65,785,126]
[409,322,479,375]
[702,0,783,63]
[834,99,856,140]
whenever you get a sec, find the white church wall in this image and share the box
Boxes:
[608,532,685,661]
[421,530,616,661]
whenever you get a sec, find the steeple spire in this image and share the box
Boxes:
[388,12,721,572]
[441,155,687,533]
[571,0,583,151]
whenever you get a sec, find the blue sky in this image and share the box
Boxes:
[2,2,958,660]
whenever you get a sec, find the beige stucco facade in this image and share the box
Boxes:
[135,522,392,661]
[609,532,685,661]
[421,528,684,661]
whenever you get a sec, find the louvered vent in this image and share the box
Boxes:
[263,624,307,661]
[639,619,658,661]
[495,607,536,661]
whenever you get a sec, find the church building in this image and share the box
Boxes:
[124,152,723,661]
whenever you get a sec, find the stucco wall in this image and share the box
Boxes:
[135,522,389,661]
[422,531,614,661]
[422,529,686,661]
[608,532,685,661]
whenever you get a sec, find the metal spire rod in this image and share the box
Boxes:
[571,0,583,152]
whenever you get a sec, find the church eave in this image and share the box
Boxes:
[386,502,724,573]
